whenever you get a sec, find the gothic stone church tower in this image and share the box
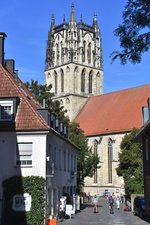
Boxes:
[45,3,103,121]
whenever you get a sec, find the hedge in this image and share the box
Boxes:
[2,176,45,225]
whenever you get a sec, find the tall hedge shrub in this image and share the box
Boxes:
[2,176,45,225]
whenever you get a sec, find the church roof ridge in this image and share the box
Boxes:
[75,84,150,136]
[91,83,150,99]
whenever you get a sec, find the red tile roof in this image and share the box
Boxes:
[75,84,150,136]
[0,65,49,131]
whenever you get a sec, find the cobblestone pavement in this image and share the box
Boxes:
[58,197,150,225]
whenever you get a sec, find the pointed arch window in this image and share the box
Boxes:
[89,71,93,94]
[54,72,57,94]
[88,43,91,64]
[61,69,64,93]
[81,70,85,93]
[94,140,98,183]
[56,44,59,64]
[108,138,113,184]
[61,42,64,64]
[82,41,86,62]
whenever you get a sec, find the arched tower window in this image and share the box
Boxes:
[108,138,113,184]
[54,72,57,94]
[61,69,64,93]
[94,140,98,183]
[56,43,59,64]
[82,41,86,62]
[81,69,85,93]
[89,71,93,94]
[61,42,64,64]
[74,66,78,93]
[88,43,91,64]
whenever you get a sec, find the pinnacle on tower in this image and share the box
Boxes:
[80,14,83,23]
[93,12,98,27]
[93,11,100,36]
[50,14,55,32]
[70,2,76,23]
[63,14,66,23]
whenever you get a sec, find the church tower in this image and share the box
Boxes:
[45,3,103,121]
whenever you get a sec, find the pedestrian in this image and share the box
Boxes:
[108,195,114,214]
[116,195,120,209]
[107,192,111,203]
[93,195,98,213]
[87,192,91,202]
[120,194,124,203]
[123,204,131,211]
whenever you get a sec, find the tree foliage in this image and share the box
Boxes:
[112,0,150,64]
[24,80,100,192]
[24,80,69,124]
[68,122,100,192]
[116,128,144,194]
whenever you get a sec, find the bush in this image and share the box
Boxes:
[2,176,45,225]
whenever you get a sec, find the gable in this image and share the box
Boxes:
[0,65,49,131]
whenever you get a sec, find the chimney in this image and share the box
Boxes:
[5,59,15,73]
[0,32,7,66]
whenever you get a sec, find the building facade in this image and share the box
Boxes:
[136,98,150,221]
[0,32,78,221]
[45,3,103,121]
[75,85,150,195]
[45,4,150,196]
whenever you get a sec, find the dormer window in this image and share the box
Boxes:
[0,100,13,121]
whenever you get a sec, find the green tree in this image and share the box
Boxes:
[116,128,144,194]
[24,80,69,124]
[112,0,150,64]
[25,80,100,192]
[68,122,100,193]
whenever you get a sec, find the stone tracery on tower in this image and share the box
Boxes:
[45,3,103,121]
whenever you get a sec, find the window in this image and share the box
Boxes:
[0,101,13,121]
[145,138,149,160]
[108,139,113,183]
[71,154,73,171]
[56,43,59,64]
[88,43,91,64]
[64,150,66,171]
[82,41,86,62]
[74,156,76,172]
[54,147,57,169]
[16,143,32,166]
[61,70,64,93]
[68,152,70,172]
[89,71,93,94]
[81,70,85,92]
[94,140,98,183]
[59,149,62,170]
[54,72,57,94]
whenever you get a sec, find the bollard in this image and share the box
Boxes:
[47,218,57,225]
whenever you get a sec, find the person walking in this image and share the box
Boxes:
[93,195,98,213]
[116,195,120,210]
[108,195,114,214]
[87,192,91,203]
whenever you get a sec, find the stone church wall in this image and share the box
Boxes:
[84,133,126,196]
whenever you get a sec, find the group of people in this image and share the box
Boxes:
[86,192,125,214]
[107,193,125,213]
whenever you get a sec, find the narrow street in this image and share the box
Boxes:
[58,197,149,225]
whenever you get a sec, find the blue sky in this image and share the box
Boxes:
[0,0,149,93]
